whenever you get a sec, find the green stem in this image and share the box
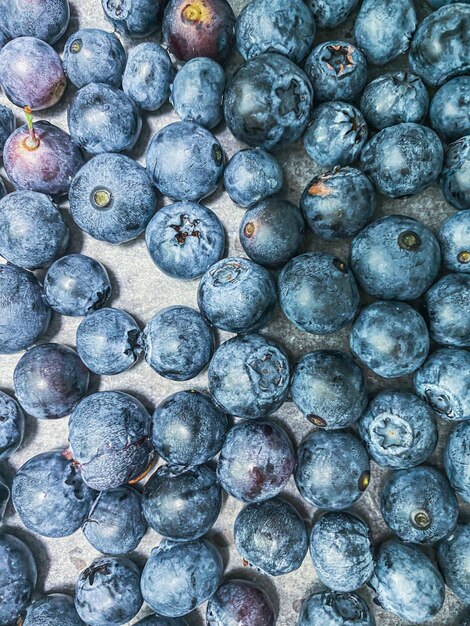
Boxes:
[24,106,39,149]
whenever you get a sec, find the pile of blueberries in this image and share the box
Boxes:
[0,0,469,624]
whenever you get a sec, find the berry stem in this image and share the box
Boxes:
[23,106,39,149]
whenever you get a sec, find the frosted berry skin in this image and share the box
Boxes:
[75,556,143,626]
[298,591,374,626]
[4,122,85,197]
[0,533,37,626]
[360,123,444,197]
[0,264,51,354]
[216,420,295,503]
[142,306,215,381]
[0,391,24,460]
[381,465,459,544]
[146,202,225,280]
[136,617,189,626]
[0,37,66,110]
[22,594,86,626]
[306,0,358,29]
[224,53,313,151]
[0,191,69,269]
[278,252,359,335]
[304,41,367,103]
[13,343,90,420]
[12,450,95,538]
[409,4,470,87]
[123,42,175,111]
[234,497,308,576]
[236,0,316,64]
[0,104,14,152]
[224,148,283,208]
[430,76,470,142]
[146,121,224,202]
[360,72,429,130]
[0,0,69,44]
[295,430,370,511]
[68,390,153,491]
[163,0,235,63]
[101,0,165,38]
[206,579,275,626]
[69,153,157,244]
[350,215,441,301]
[437,523,470,603]
[369,540,445,623]
[414,348,470,422]
[141,539,223,617]
[208,334,290,420]
[440,135,470,210]
[301,168,375,241]
[350,300,430,378]
[354,0,417,66]
[444,421,470,502]
[358,390,438,470]
[291,350,367,430]
[438,211,470,273]
[425,273,470,347]
[310,513,374,592]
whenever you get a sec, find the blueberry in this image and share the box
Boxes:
[234,497,307,576]
[0,264,51,354]
[303,102,368,169]
[437,523,470,603]
[69,153,157,244]
[163,0,235,63]
[170,57,225,129]
[0,178,6,199]
[0,391,25,461]
[208,334,290,419]
[298,591,374,626]
[141,539,223,617]
[63,29,126,89]
[123,42,175,111]
[291,350,367,430]
[369,540,445,623]
[350,301,430,378]
[295,430,370,510]
[146,121,224,201]
[12,449,95,538]
[306,0,358,29]
[0,471,10,521]
[310,513,374,592]
[351,214,441,300]
[360,122,444,197]
[0,533,37,626]
[0,31,7,51]
[44,253,111,317]
[438,211,470,272]
[198,257,277,333]
[217,420,295,503]
[68,83,142,155]
[358,390,438,469]
[304,41,367,103]
[381,465,458,544]
[75,556,143,626]
[279,252,359,335]
[360,72,429,130]
[409,4,470,87]
[14,343,89,420]
[4,120,85,197]
[136,617,188,626]
[151,390,228,466]
[440,135,470,210]
[83,486,147,555]
[354,0,416,66]
[142,306,214,381]
[224,148,283,208]
[143,464,221,541]
[0,191,68,269]
[224,53,313,151]
[239,197,305,268]
[425,273,470,347]
[430,76,470,142]
[0,103,14,152]
[414,348,470,421]
[77,308,142,375]
[206,579,275,626]
[22,594,86,626]
[236,0,315,64]
[444,421,470,502]
[0,37,66,110]
[101,0,164,38]
[146,202,225,280]
[0,0,69,44]
[68,391,152,491]
[300,167,375,241]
